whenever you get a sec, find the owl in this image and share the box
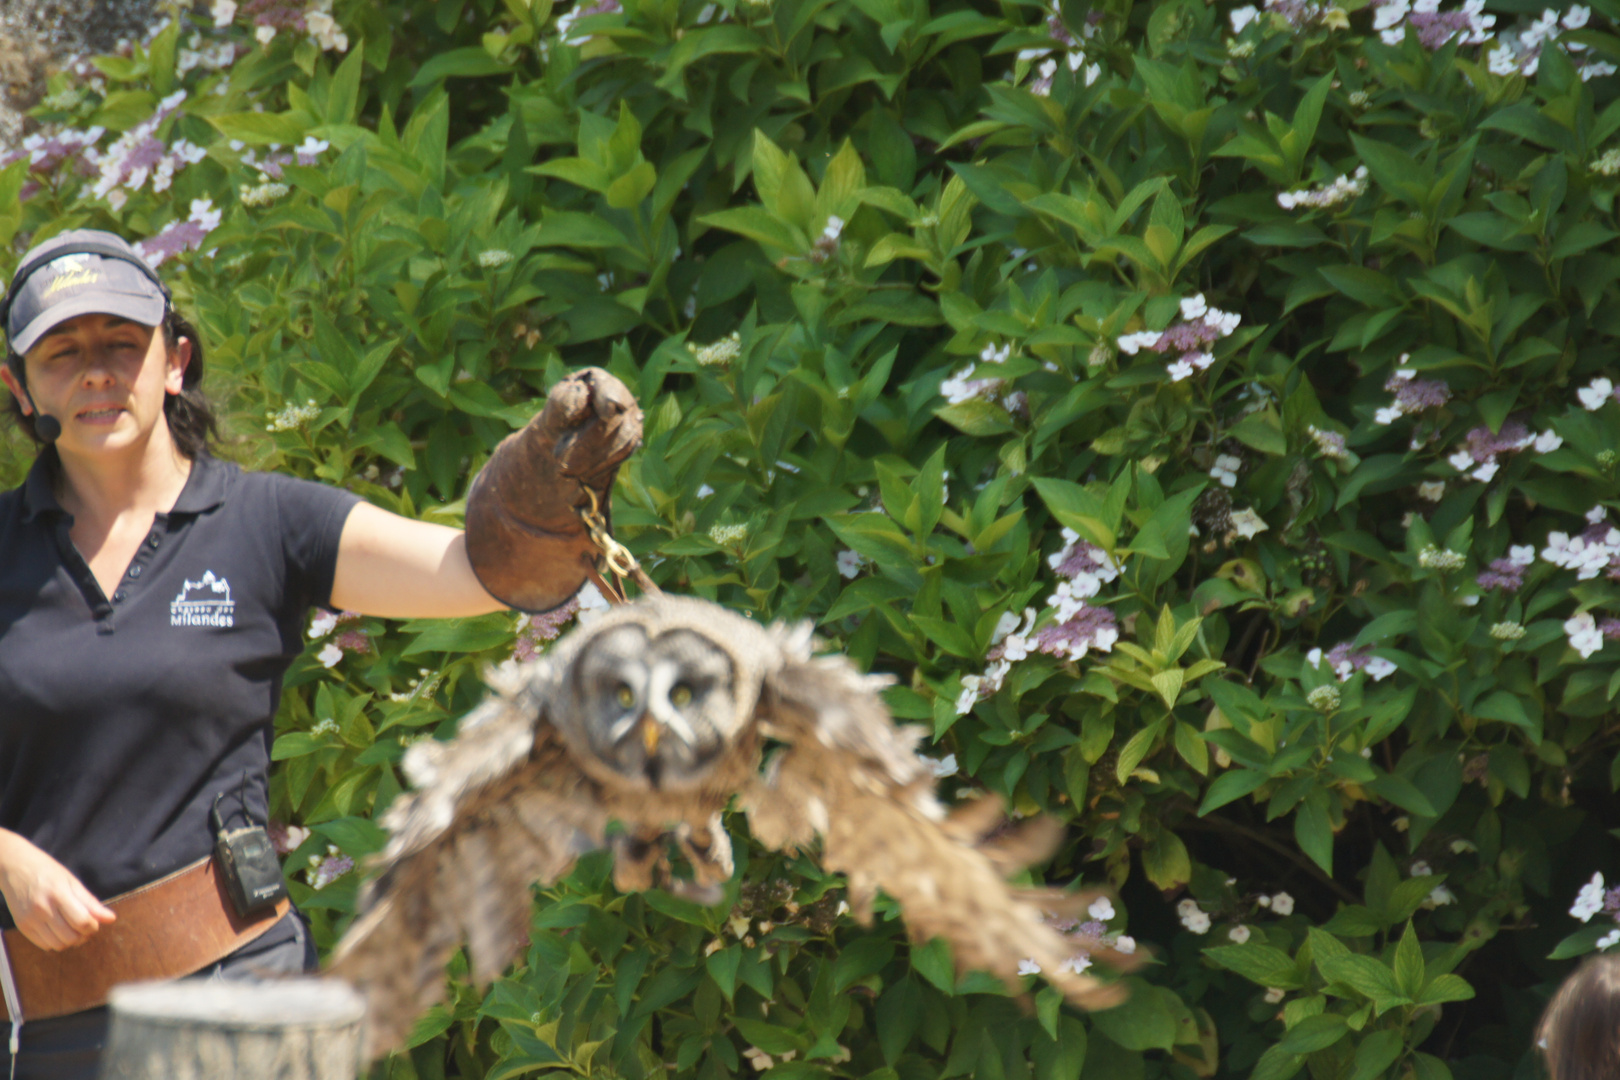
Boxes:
[329,595,1138,1053]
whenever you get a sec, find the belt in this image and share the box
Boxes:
[0,856,289,1021]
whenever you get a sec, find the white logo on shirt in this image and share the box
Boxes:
[170,571,235,628]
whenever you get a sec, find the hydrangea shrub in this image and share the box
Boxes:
[5,0,1620,1077]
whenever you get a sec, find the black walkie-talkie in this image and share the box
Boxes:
[211,773,288,918]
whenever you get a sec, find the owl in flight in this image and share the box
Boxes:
[329,595,1137,1052]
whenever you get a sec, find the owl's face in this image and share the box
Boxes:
[566,623,741,789]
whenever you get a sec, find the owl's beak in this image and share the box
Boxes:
[640,714,660,754]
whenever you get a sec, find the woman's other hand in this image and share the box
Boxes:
[0,829,116,951]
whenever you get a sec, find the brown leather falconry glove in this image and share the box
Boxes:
[465,368,643,612]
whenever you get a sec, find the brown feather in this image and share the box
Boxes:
[330,596,1137,1059]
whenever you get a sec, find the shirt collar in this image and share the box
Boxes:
[169,452,227,514]
[20,448,62,523]
[20,449,227,522]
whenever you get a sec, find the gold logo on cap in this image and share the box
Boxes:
[43,255,99,296]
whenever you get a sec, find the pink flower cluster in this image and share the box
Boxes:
[1117,294,1242,382]
[1445,420,1560,483]
[512,597,583,662]
[90,91,203,210]
[1487,6,1614,80]
[136,199,222,268]
[3,127,104,176]
[1019,898,1135,978]
[1373,363,1451,424]
[955,529,1120,714]
[1477,545,1535,592]
[1374,0,1494,48]
[1306,641,1396,682]
[309,609,371,667]
[306,846,354,889]
[1017,0,1103,94]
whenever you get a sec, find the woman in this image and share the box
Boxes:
[0,229,640,1077]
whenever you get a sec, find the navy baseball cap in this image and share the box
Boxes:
[3,230,168,357]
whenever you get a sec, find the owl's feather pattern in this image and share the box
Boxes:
[331,596,1135,1055]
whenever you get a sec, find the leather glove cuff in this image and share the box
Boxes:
[465,368,643,613]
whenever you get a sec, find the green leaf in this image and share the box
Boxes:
[910,937,956,993]
[1198,768,1267,815]
[1473,690,1542,742]
[399,613,515,657]
[1295,790,1334,874]
[1319,954,1411,1014]
[1204,943,1305,989]
[1141,831,1191,890]
[1090,981,1178,1052]
[1416,974,1475,1007]
[208,111,311,145]
[1279,1013,1347,1055]
[1549,922,1614,960]
[1393,921,1425,999]
[1229,409,1287,455]
[707,945,742,1000]
[699,207,804,252]
[1349,1028,1404,1080]
[1116,719,1165,783]
[1249,1045,1305,1080]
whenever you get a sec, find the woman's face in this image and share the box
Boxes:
[3,312,188,457]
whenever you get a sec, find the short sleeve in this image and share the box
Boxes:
[269,474,363,611]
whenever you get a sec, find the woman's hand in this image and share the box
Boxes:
[0,829,116,951]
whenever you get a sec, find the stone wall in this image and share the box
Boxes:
[0,0,164,151]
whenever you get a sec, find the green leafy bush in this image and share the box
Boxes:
[9,0,1620,1076]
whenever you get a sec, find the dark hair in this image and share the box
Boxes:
[5,307,218,459]
[1538,952,1620,1080]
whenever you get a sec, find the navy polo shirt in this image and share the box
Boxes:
[0,450,360,920]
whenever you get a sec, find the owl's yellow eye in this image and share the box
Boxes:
[615,685,636,708]
[670,683,693,708]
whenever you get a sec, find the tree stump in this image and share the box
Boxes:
[100,979,366,1080]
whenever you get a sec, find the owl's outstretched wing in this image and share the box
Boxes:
[328,663,612,1055]
[743,627,1138,1009]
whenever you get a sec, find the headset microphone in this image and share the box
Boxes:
[33,414,61,443]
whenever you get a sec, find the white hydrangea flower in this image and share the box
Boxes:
[309,610,339,639]
[954,675,982,716]
[1269,892,1294,916]
[1230,5,1259,32]
[1565,611,1605,658]
[1210,454,1241,488]
[316,642,343,667]
[1578,377,1615,410]
[835,549,864,579]
[1017,958,1042,976]
[1571,872,1606,922]
[1229,507,1268,538]
[1088,898,1116,922]
[1535,430,1564,453]
[1228,925,1251,944]
[1114,935,1136,954]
